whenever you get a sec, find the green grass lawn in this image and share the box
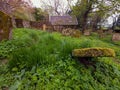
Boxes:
[0,28,120,90]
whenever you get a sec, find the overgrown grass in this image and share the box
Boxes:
[1,28,120,90]
[8,33,79,70]
[0,28,42,59]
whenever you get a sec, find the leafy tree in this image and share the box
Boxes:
[71,0,120,32]
[88,0,109,30]
[33,8,48,21]
[71,0,97,32]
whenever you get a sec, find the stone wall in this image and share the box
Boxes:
[23,20,30,28]
[0,11,12,41]
[30,21,52,30]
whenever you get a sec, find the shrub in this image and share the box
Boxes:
[72,47,115,57]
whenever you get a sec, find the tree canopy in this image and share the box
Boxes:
[70,0,120,31]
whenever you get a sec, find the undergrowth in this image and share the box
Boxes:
[0,28,120,90]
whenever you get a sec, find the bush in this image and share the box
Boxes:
[72,47,115,57]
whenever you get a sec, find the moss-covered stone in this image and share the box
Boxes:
[72,48,115,57]
[71,30,81,38]
[0,11,12,41]
[62,28,81,38]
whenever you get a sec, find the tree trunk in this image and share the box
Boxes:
[81,0,93,33]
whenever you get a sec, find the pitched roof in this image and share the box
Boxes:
[49,16,78,25]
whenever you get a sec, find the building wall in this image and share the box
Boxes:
[0,11,12,41]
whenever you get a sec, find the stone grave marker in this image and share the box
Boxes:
[84,30,91,36]
[112,33,120,41]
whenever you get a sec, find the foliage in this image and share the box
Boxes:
[1,28,120,89]
[71,0,120,31]
[8,34,78,70]
[33,8,48,21]
[0,28,40,59]
[71,0,97,31]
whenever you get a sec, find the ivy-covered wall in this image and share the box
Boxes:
[0,11,12,41]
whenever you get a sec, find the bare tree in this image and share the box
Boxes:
[40,0,70,16]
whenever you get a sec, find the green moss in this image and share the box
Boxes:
[72,47,115,57]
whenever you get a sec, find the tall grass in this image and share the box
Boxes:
[8,28,120,70]
[8,33,79,70]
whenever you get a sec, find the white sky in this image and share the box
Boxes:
[31,0,41,7]
[31,0,77,7]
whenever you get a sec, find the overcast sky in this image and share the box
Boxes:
[31,0,77,7]
[31,0,41,7]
